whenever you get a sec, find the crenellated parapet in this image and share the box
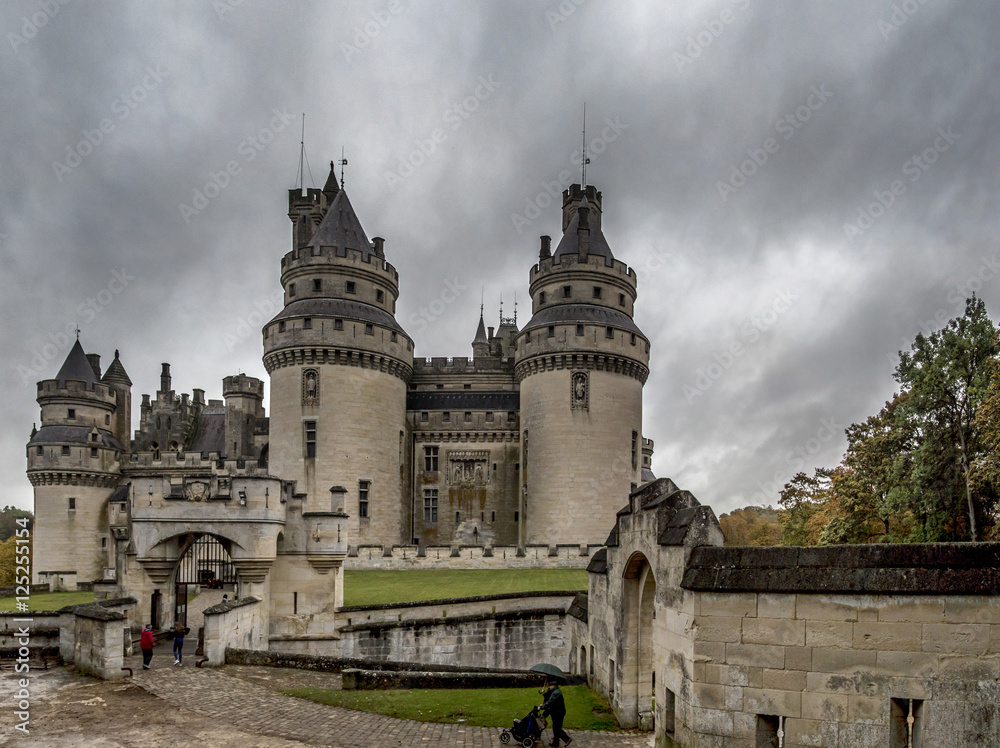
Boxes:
[37,378,117,407]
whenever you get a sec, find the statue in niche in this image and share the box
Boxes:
[475,464,483,483]
[454,463,463,483]
[302,368,319,405]
[571,371,589,410]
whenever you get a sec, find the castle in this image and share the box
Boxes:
[27,164,654,603]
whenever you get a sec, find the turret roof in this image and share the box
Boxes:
[55,340,99,386]
[473,313,489,345]
[553,196,614,261]
[307,189,372,258]
[101,349,132,386]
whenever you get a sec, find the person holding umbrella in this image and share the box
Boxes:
[539,679,571,747]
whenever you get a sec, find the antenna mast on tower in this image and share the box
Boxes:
[581,103,591,187]
[295,114,316,191]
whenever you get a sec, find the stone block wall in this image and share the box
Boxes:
[343,543,592,570]
[203,596,265,666]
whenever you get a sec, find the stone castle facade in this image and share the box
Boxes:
[27,164,655,606]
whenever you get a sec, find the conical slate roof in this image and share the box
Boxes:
[307,189,372,258]
[553,196,614,261]
[55,339,99,386]
[101,349,132,386]
[473,313,488,345]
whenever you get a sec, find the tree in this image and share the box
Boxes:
[0,506,32,543]
[778,470,836,545]
[895,296,999,540]
[719,506,783,546]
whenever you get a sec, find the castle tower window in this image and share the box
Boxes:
[391,331,397,342]
[289,283,296,297]
[423,489,438,522]
[563,285,572,298]
[365,323,374,335]
[334,319,343,330]
[547,325,555,338]
[619,293,626,305]
[346,281,356,294]
[632,430,638,469]
[576,324,584,336]
[279,321,286,332]
[507,411,515,421]
[90,447,98,458]
[105,414,110,425]
[303,318,312,329]
[67,409,75,420]
[304,420,317,458]
[606,326,614,339]
[376,289,384,302]
[61,446,70,455]
[91,433,98,442]
[540,291,546,303]
[442,412,450,422]
[455,511,460,523]
[36,446,43,456]
[514,511,519,522]
[463,384,471,390]
[593,286,602,299]
[312,278,321,291]
[464,411,472,421]
[68,497,76,511]
[424,446,438,472]
[421,412,429,422]
[491,511,495,522]
[631,333,636,345]
[358,480,370,518]
[486,412,494,422]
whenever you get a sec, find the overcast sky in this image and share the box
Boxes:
[3,1,999,521]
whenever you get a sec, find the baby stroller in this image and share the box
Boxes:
[500,704,546,747]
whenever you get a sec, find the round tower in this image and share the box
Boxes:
[514,184,650,546]
[222,373,265,459]
[27,340,123,588]
[263,164,413,546]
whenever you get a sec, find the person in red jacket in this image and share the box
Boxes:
[140,624,155,670]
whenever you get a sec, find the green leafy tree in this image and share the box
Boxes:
[778,470,835,546]
[0,506,32,543]
[895,297,999,540]
[719,506,783,546]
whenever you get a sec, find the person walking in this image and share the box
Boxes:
[140,624,155,670]
[171,621,190,666]
[540,680,572,747]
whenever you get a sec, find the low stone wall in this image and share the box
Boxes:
[0,583,49,597]
[68,600,137,680]
[271,606,572,672]
[0,611,62,650]
[343,544,591,570]
[341,667,547,690]
[203,597,265,666]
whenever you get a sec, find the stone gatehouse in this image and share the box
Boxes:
[574,477,1000,747]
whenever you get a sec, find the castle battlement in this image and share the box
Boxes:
[530,251,636,284]
[280,245,399,282]
[223,374,264,398]
[411,356,514,374]
[37,378,116,405]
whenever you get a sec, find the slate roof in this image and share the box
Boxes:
[520,304,643,336]
[473,314,488,345]
[407,391,520,411]
[307,189,372,258]
[552,197,615,262]
[55,340,99,386]
[189,410,225,455]
[101,350,132,385]
[29,425,122,450]
[268,298,406,334]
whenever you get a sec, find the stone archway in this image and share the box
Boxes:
[622,552,656,729]
[172,534,237,629]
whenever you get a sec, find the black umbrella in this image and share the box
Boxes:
[530,663,566,681]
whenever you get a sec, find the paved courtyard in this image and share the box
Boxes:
[1,642,653,748]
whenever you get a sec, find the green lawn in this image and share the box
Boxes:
[342,569,587,607]
[284,685,618,730]
[0,590,94,612]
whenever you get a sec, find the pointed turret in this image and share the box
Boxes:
[472,310,490,359]
[322,160,340,203]
[102,350,132,449]
[56,339,100,387]
[307,189,372,257]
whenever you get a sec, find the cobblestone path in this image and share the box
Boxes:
[132,664,654,748]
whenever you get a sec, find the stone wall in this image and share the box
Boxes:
[269,592,576,671]
[343,543,592,570]
[202,596,265,666]
[585,477,1000,748]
